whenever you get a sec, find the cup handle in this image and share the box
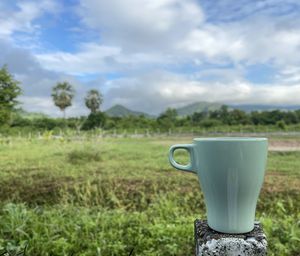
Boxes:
[168,144,196,173]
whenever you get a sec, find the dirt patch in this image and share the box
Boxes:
[269,140,300,151]
[263,172,300,193]
[0,175,78,204]
[153,139,300,151]
[150,137,193,146]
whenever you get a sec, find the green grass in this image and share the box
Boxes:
[268,151,300,176]
[0,137,299,255]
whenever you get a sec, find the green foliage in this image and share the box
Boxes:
[82,112,106,130]
[4,101,300,133]
[104,115,156,130]
[85,89,103,113]
[251,110,299,125]
[0,66,21,126]
[261,200,300,256]
[157,108,178,130]
[0,108,10,126]
[199,119,222,128]
[51,82,75,118]
[276,120,286,130]
[190,111,207,124]
[227,109,250,125]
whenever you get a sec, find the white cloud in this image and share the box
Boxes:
[35,44,177,76]
[27,0,300,81]
[20,96,54,114]
[20,95,89,117]
[78,0,204,51]
[177,16,300,66]
[276,66,300,85]
[176,25,246,62]
[36,43,122,75]
[0,0,61,39]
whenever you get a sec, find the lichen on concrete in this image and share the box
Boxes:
[195,220,267,256]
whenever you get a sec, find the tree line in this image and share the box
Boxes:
[1,65,300,133]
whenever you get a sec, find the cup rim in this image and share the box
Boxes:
[193,137,267,142]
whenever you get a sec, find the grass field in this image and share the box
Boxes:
[0,136,299,255]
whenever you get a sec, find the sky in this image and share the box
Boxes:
[1,0,300,116]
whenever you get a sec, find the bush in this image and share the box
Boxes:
[276,120,286,130]
[199,119,222,128]
[67,148,102,164]
[82,112,106,130]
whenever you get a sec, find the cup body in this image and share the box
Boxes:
[169,137,268,233]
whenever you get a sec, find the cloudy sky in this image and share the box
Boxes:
[1,0,300,116]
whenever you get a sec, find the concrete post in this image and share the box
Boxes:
[195,220,267,256]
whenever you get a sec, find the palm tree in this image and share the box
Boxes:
[85,89,103,113]
[51,81,75,118]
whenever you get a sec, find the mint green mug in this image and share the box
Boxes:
[168,138,268,234]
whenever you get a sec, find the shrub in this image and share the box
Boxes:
[67,148,102,164]
[82,112,106,130]
[276,120,286,130]
[199,119,222,128]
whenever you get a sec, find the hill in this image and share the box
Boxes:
[230,104,300,112]
[105,104,152,117]
[175,102,224,116]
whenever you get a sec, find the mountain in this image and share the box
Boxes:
[175,102,224,116]
[102,102,300,119]
[229,104,300,112]
[105,104,152,117]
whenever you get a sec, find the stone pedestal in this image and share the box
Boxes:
[195,220,267,256]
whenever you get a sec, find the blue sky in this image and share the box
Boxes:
[1,0,300,116]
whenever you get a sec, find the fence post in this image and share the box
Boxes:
[194,220,267,256]
[146,129,150,137]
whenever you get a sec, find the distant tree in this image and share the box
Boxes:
[228,109,250,125]
[82,111,107,130]
[191,112,206,124]
[209,109,221,120]
[283,111,298,124]
[199,119,222,128]
[51,82,75,118]
[219,105,230,124]
[85,89,103,113]
[295,110,300,122]
[0,65,22,125]
[250,111,261,125]
[276,120,286,130]
[157,108,178,129]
